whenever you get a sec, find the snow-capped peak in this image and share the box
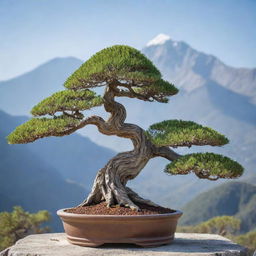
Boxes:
[146,34,171,46]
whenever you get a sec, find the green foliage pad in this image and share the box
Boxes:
[165,153,244,180]
[133,79,178,102]
[147,120,229,147]
[65,45,161,89]
[64,45,178,102]
[7,116,81,144]
[31,89,103,116]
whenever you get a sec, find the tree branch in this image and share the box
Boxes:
[196,172,219,181]
[113,85,152,102]
[55,115,113,137]
[112,81,169,103]
[153,146,181,161]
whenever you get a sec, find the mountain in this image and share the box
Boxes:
[179,182,256,233]
[0,110,115,230]
[26,133,115,189]
[0,35,255,209]
[143,33,256,104]
[0,57,83,116]
[0,110,87,231]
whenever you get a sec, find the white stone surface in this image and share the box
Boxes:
[2,233,248,256]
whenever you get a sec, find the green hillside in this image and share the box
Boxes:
[0,109,115,187]
[27,131,115,189]
[180,182,256,232]
[0,129,86,231]
[0,110,114,231]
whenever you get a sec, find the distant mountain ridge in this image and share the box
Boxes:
[0,110,86,231]
[142,34,256,104]
[0,110,115,231]
[26,125,115,189]
[0,57,83,115]
[180,182,256,233]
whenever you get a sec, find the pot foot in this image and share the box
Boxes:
[66,235,174,248]
[66,235,103,247]
[134,235,174,247]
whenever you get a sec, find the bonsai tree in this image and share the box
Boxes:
[7,45,243,211]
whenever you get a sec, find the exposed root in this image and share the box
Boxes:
[78,169,105,207]
[79,178,159,211]
[125,187,160,208]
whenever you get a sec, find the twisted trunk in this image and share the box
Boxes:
[80,83,180,210]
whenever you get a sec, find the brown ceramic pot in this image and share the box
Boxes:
[57,209,182,247]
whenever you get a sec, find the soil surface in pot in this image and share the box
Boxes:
[65,202,175,215]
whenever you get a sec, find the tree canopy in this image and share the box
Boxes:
[7,115,81,144]
[146,120,242,180]
[0,206,50,251]
[178,216,256,253]
[31,89,103,116]
[146,120,229,147]
[165,153,244,180]
[178,216,241,236]
[64,45,178,103]
[65,45,161,88]
[233,230,256,253]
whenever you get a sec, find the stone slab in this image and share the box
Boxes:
[2,233,248,256]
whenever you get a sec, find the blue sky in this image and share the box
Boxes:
[0,0,255,80]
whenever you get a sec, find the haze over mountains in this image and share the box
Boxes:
[0,110,85,231]
[0,34,255,211]
[0,57,82,116]
[0,110,115,230]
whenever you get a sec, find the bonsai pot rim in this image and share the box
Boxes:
[57,208,183,218]
[57,208,183,247]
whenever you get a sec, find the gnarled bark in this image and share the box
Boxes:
[79,83,180,210]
